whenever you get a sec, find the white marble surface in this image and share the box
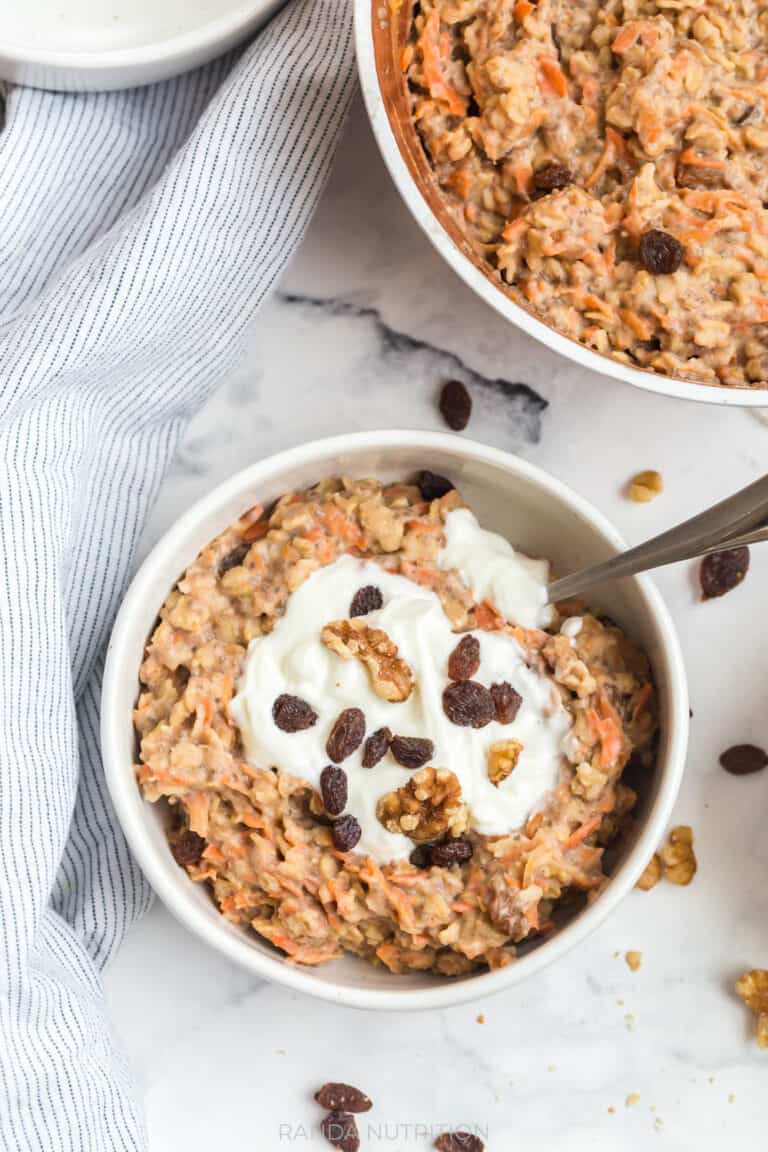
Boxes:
[104,97,768,1150]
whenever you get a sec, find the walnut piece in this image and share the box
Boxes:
[629,470,663,503]
[735,970,768,1049]
[635,852,662,891]
[487,739,523,787]
[376,767,468,842]
[321,619,414,702]
[661,825,697,885]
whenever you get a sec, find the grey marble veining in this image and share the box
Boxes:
[108,97,765,1150]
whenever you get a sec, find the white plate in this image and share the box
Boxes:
[0,0,284,90]
[102,430,689,1011]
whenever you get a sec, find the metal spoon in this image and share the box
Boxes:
[548,474,768,603]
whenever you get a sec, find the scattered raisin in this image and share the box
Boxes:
[326,708,366,762]
[700,546,750,599]
[321,1111,360,1152]
[320,765,348,816]
[430,837,474,867]
[534,162,573,193]
[443,681,495,728]
[447,634,481,681]
[315,1084,373,1114]
[172,830,205,867]
[435,1131,484,1151]
[418,470,454,502]
[350,585,383,618]
[390,735,435,769]
[719,744,768,775]
[273,694,318,732]
[639,229,683,275]
[362,726,392,768]
[219,540,250,574]
[439,379,472,432]
[490,681,522,724]
[332,815,362,853]
[409,844,433,869]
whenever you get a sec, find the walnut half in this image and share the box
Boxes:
[376,767,468,842]
[487,739,523,786]
[321,618,414,702]
[736,970,768,1049]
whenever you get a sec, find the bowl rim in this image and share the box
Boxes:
[102,429,689,1010]
[0,0,267,71]
[354,0,768,408]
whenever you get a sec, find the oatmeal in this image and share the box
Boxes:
[134,477,657,974]
[404,0,768,388]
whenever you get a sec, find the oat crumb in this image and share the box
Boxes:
[626,1092,641,1108]
[547,1064,556,1073]
[629,470,663,503]
[476,1014,485,1024]
[616,998,624,1006]
[625,950,643,971]
[654,1118,664,1131]
[625,1012,636,1031]
[728,1093,736,1104]
[708,1076,715,1084]
[607,1107,616,1115]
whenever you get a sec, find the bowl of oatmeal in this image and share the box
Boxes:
[356,0,768,403]
[102,431,688,1009]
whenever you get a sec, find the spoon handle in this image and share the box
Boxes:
[547,475,768,603]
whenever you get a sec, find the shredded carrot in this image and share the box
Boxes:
[537,56,568,99]
[514,0,534,21]
[242,519,269,543]
[563,815,603,850]
[400,43,414,72]
[678,148,725,169]
[612,20,659,54]
[620,309,653,341]
[419,9,467,117]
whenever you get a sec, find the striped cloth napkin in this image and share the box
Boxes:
[0,4,355,1147]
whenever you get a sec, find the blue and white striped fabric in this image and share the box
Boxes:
[0,4,355,1147]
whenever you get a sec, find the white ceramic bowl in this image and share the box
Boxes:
[102,430,689,1010]
[0,0,283,91]
[355,1,768,408]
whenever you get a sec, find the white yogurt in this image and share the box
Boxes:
[232,516,570,862]
[439,508,553,629]
[561,616,583,640]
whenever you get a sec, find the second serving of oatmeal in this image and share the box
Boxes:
[135,476,657,974]
[405,0,768,387]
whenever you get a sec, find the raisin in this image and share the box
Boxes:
[443,681,495,728]
[350,585,383,618]
[219,541,250,574]
[700,546,750,599]
[315,1084,373,1114]
[321,1111,360,1152]
[332,815,362,853]
[435,1133,484,1151]
[390,735,435,769]
[719,744,768,775]
[676,162,723,190]
[273,694,318,732]
[490,681,522,724]
[639,229,683,275]
[439,379,472,432]
[326,708,366,762]
[447,634,481,681]
[430,837,474,867]
[362,726,392,768]
[418,470,454,502]
[534,162,573,193]
[409,844,433,869]
[172,830,205,867]
[320,765,348,816]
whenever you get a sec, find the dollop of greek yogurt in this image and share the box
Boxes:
[232,511,570,863]
[439,507,553,629]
